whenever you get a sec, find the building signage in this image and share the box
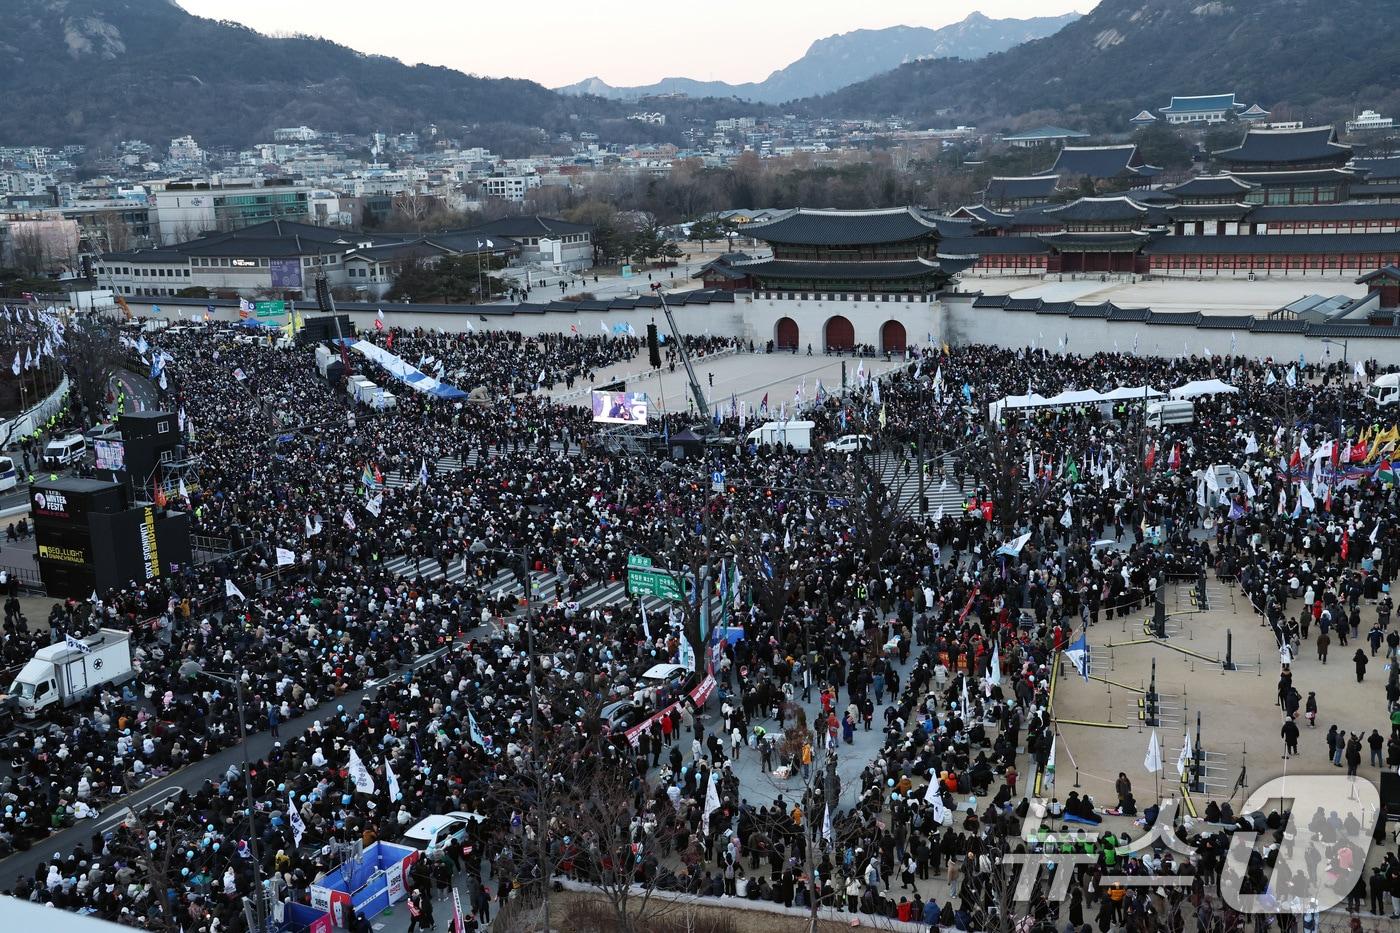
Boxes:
[231,258,258,268]
[33,489,70,518]
[139,506,161,580]
[38,544,88,565]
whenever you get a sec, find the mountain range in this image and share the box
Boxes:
[810,0,1400,128]
[0,0,643,149]
[556,12,1080,104]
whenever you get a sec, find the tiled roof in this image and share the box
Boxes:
[743,207,941,246]
[1164,175,1256,198]
[1044,196,1148,223]
[1214,126,1351,165]
[1146,311,1203,326]
[734,257,951,281]
[983,175,1060,202]
[1196,315,1256,329]
[1048,145,1158,179]
[1161,94,1239,114]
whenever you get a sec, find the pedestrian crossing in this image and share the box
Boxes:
[379,554,673,616]
[869,451,968,518]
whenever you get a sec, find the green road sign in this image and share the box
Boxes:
[628,554,653,569]
[255,300,286,318]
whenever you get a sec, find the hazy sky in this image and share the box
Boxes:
[178,0,1092,88]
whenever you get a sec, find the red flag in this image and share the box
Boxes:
[154,482,167,509]
[1168,444,1181,471]
[373,463,383,485]
[980,500,994,522]
[385,330,394,350]
[1288,448,1301,470]
[1331,441,1340,468]
[1324,486,1332,512]
[374,309,384,331]
[1341,530,1350,560]
[1144,444,1157,471]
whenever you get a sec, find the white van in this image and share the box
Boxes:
[1146,400,1194,428]
[42,434,87,469]
[0,456,16,492]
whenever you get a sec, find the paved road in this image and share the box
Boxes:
[0,637,464,887]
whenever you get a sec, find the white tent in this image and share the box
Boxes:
[1170,379,1239,398]
[989,385,1163,424]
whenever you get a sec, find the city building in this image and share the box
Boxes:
[152,179,315,244]
[454,216,593,270]
[478,175,541,202]
[1346,110,1394,133]
[167,135,205,165]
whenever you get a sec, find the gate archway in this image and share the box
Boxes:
[824,315,854,352]
[775,317,799,350]
[881,319,907,354]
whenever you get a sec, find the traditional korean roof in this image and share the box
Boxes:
[1160,94,1241,115]
[1164,175,1257,198]
[1353,157,1400,180]
[1357,266,1400,284]
[1248,203,1400,222]
[1047,144,1160,179]
[982,175,1060,203]
[1213,126,1352,165]
[1164,204,1253,220]
[1239,104,1271,119]
[732,257,953,281]
[1039,232,1154,251]
[1129,110,1158,124]
[1044,196,1149,223]
[743,207,941,246]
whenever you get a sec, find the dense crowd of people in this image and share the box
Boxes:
[1,317,1397,932]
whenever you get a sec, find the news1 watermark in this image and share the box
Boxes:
[1001,775,1381,914]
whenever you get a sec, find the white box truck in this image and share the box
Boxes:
[745,420,814,451]
[1366,373,1400,407]
[1146,399,1194,428]
[4,628,134,716]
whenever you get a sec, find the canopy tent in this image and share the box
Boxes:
[1169,379,1239,398]
[352,340,469,399]
[988,385,1163,423]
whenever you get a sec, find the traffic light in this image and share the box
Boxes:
[647,323,662,368]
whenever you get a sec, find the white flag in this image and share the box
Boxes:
[276,547,296,567]
[1176,730,1193,778]
[225,579,245,601]
[288,792,305,847]
[385,758,402,802]
[343,508,356,530]
[1144,729,1163,774]
[1355,360,1366,382]
[640,601,651,640]
[1286,366,1297,388]
[987,642,1001,686]
[178,477,189,500]
[64,634,92,654]
[365,493,383,518]
[1298,482,1316,511]
[702,771,721,836]
[347,748,376,794]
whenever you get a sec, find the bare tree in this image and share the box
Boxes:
[10,226,49,276]
[60,314,126,427]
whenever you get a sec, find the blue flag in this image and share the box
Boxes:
[1064,631,1090,682]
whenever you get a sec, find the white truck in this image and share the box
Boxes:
[745,420,814,451]
[1366,373,1400,407]
[4,629,134,716]
[1146,399,1195,428]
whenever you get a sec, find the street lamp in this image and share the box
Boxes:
[192,666,267,933]
[1319,337,1349,365]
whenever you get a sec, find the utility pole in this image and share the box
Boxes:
[201,668,265,933]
